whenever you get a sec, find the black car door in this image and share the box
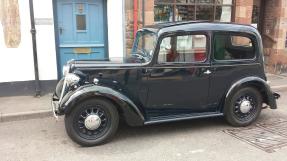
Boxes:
[145,32,214,117]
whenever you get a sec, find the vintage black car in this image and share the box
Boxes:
[52,21,280,146]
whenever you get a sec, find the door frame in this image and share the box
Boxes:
[144,31,212,112]
[52,0,109,79]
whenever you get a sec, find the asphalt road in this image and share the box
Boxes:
[1,90,287,161]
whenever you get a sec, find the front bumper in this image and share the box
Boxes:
[51,94,60,119]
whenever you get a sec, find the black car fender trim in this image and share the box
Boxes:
[225,76,277,109]
[61,85,145,126]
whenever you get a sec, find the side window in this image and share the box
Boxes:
[214,34,256,60]
[158,34,207,63]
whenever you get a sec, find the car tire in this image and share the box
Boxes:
[224,87,262,127]
[65,98,119,146]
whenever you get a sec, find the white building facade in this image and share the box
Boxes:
[0,0,125,96]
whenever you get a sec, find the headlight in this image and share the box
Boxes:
[62,65,70,76]
[65,73,80,86]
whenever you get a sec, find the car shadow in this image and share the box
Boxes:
[113,116,227,142]
[75,114,278,155]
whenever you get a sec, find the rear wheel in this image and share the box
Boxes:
[224,87,262,127]
[65,98,119,146]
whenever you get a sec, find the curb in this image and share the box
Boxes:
[0,110,52,123]
[271,85,287,92]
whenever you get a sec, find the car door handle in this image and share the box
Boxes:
[142,68,153,74]
[203,70,212,75]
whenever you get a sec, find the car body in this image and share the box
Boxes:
[52,21,280,146]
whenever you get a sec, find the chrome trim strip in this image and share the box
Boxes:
[144,113,223,125]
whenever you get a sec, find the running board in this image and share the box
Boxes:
[144,113,224,125]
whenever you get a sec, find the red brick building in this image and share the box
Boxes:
[125,0,287,73]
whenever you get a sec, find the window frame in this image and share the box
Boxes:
[212,31,259,63]
[154,31,210,65]
[154,0,235,23]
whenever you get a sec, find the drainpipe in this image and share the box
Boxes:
[142,0,145,27]
[133,0,138,38]
[29,0,41,97]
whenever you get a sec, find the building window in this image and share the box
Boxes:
[154,0,234,23]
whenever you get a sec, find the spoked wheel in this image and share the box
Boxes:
[76,106,109,139]
[224,87,262,127]
[65,99,119,146]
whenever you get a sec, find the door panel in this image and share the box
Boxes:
[145,65,212,115]
[59,3,74,43]
[57,0,106,75]
[144,33,212,116]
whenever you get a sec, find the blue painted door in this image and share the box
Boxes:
[57,0,107,73]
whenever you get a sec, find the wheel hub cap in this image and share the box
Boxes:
[84,115,101,130]
[240,100,252,114]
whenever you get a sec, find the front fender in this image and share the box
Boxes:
[60,84,145,126]
[225,76,278,109]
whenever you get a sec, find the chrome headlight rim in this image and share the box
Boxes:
[65,73,80,86]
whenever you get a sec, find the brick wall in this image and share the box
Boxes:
[234,0,253,24]
[125,0,134,55]
[125,0,154,55]
[262,0,287,73]
[234,0,287,73]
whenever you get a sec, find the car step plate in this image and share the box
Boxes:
[223,119,287,153]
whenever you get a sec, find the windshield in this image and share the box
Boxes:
[131,30,157,62]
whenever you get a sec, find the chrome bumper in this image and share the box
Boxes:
[51,94,60,120]
[51,77,67,119]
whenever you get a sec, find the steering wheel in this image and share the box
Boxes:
[132,49,149,63]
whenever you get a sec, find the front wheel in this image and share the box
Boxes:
[224,87,262,127]
[65,98,119,146]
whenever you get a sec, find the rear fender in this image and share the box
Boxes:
[225,76,278,110]
[60,85,145,126]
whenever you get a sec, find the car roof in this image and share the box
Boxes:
[144,21,260,36]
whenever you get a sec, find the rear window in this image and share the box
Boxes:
[214,33,256,61]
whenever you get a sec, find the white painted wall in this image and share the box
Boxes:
[0,0,58,83]
[0,0,125,83]
[0,0,35,82]
[33,0,58,81]
[107,0,125,60]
